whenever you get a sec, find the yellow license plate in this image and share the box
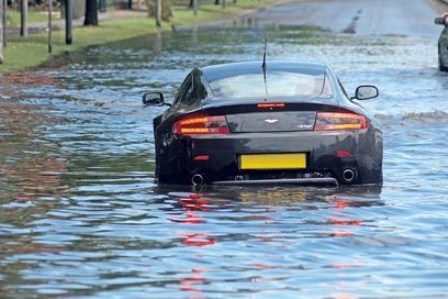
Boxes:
[239,153,307,170]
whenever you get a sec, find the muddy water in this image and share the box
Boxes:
[1,24,448,298]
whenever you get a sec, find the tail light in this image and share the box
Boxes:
[172,115,230,135]
[314,112,368,131]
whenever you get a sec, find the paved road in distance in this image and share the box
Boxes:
[247,0,443,38]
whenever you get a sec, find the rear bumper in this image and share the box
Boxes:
[212,177,339,187]
[158,130,382,185]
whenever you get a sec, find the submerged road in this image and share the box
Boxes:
[245,0,444,38]
[2,0,448,297]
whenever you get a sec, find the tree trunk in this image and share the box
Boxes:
[155,0,161,27]
[1,0,5,48]
[48,0,52,53]
[65,0,73,44]
[73,0,85,19]
[84,0,98,26]
[20,0,27,37]
[193,0,197,15]
[0,0,3,64]
[147,0,171,23]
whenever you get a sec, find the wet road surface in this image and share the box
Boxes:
[1,0,448,298]
[247,0,441,37]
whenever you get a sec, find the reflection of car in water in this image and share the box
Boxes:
[143,60,383,187]
[435,16,448,72]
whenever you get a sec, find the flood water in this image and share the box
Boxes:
[1,22,448,298]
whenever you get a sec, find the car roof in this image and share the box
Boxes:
[200,60,328,81]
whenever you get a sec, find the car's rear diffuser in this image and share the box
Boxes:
[212,178,339,187]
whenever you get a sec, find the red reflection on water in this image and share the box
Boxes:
[172,213,204,224]
[179,195,211,212]
[181,232,217,247]
[329,196,363,238]
[170,194,211,224]
[172,194,218,247]
[330,218,363,226]
[180,268,207,299]
[173,194,215,299]
[334,197,349,209]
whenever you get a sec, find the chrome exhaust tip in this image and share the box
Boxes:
[234,175,245,181]
[342,168,357,183]
[191,174,204,186]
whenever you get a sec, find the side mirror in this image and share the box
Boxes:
[435,17,446,25]
[142,91,170,106]
[352,85,379,100]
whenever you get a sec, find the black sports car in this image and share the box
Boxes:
[435,16,448,72]
[144,60,382,187]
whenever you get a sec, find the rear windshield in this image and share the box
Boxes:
[208,71,333,99]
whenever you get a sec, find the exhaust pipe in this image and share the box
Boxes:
[342,168,357,184]
[191,174,204,186]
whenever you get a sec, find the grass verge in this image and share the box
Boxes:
[6,10,52,27]
[1,0,284,74]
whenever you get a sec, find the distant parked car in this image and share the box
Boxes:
[435,16,448,72]
[143,60,383,187]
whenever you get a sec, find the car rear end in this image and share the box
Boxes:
[156,61,382,186]
[168,101,382,186]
